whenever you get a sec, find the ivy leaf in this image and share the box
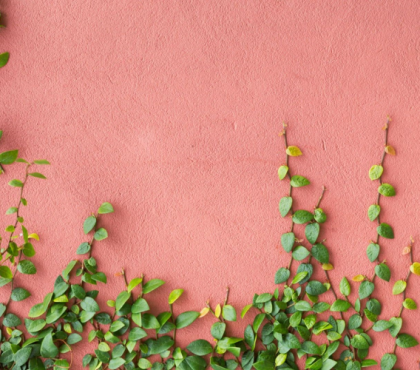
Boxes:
[292,271,308,285]
[306,281,327,296]
[314,208,326,223]
[305,223,320,244]
[94,228,108,241]
[396,333,419,348]
[186,340,213,356]
[279,197,292,217]
[14,347,32,367]
[292,210,313,224]
[375,263,391,282]
[3,313,21,327]
[115,291,130,311]
[76,242,91,255]
[211,322,226,340]
[377,223,394,239]
[0,52,10,68]
[18,260,37,275]
[277,165,289,180]
[286,146,302,156]
[366,243,380,262]
[290,175,310,187]
[11,287,31,301]
[98,202,114,214]
[339,277,351,296]
[378,183,395,197]
[372,320,392,332]
[380,354,397,370]
[28,172,46,179]
[367,205,380,221]
[410,262,420,275]
[350,335,369,349]
[359,281,374,300]
[281,232,295,252]
[385,145,396,155]
[292,246,310,261]
[0,149,18,164]
[40,333,59,358]
[368,165,383,180]
[222,305,236,321]
[392,280,406,295]
[0,266,13,279]
[403,298,417,310]
[83,216,96,234]
[274,268,290,284]
[388,317,402,337]
[143,279,165,294]
[127,277,143,293]
[330,299,351,312]
[348,314,362,330]
[311,243,329,264]
[176,311,200,329]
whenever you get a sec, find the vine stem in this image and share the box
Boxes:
[392,238,414,355]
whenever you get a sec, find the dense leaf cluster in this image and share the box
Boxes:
[1,122,419,370]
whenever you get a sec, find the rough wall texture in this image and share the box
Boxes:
[1,0,420,367]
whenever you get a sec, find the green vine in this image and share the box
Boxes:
[0,122,419,370]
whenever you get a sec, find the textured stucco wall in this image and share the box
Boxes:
[1,0,420,367]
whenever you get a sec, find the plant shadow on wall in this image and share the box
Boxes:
[1,121,420,370]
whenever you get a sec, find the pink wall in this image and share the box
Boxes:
[1,0,420,367]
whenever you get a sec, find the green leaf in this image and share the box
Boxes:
[128,277,143,293]
[81,297,100,312]
[6,207,18,215]
[222,305,236,321]
[131,298,150,313]
[292,210,313,224]
[143,279,165,294]
[149,336,174,354]
[176,311,199,329]
[278,165,289,180]
[295,300,311,312]
[94,228,108,241]
[62,260,77,280]
[367,205,380,221]
[274,268,290,284]
[178,356,207,370]
[306,281,327,296]
[11,287,31,301]
[40,333,58,358]
[76,242,91,255]
[98,202,114,214]
[311,243,329,263]
[14,347,32,366]
[396,333,419,348]
[305,223,320,244]
[378,183,395,197]
[0,52,10,67]
[366,243,380,262]
[372,320,392,332]
[29,172,46,179]
[0,266,13,279]
[286,146,302,156]
[281,232,295,252]
[359,281,374,300]
[292,271,308,284]
[92,272,107,283]
[187,339,213,356]
[348,314,362,330]
[138,358,152,369]
[388,317,402,337]
[380,354,397,370]
[314,208,326,223]
[330,299,351,312]
[403,298,417,310]
[211,322,226,340]
[29,293,53,317]
[18,260,37,274]
[115,291,130,311]
[3,313,21,327]
[350,335,370,349]
[83,216,97,234]
[109,358,126,370]
[9,179,23,187]
[392,280,406,295]
[339,277,351,296]
[290,175,310,187]
[377,223,394,239]
[368,165,383,180]
[0,149,18,164]
[375,263,391,282]
[292,245,310,261]
[128,327,147,341]
[34,159,50,165]
[279,197,292,217]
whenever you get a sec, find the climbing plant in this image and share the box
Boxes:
[0,13,10,69]
[0,121,419,370]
